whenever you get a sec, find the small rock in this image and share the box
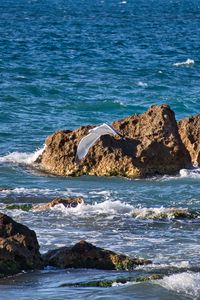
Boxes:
[33,197,83,211]
[42,240,151,270]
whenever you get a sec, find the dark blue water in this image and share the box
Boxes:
[0,0,199,299]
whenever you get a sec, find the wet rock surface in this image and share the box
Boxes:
[0,216,151,278]
[36,105,192,178]
[33,197,83,211]
[42,240,151,270]
[0,213,42,277]
[178,114,200,165]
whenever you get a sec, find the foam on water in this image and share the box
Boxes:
[0,187,85,199]
[51,199,133,217]
[179,167,200,179]
[0,146,45,165]
[131,206,199,219]
[158,272,200,299]
[173,58,195,67]
[136,81,148,87]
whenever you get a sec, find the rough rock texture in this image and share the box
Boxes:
[178,114,200,165]
[33,197,83,211]
[0,213,42,277]
[42,240,151,270]
[36,104,191,178]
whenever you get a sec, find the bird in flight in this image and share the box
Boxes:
[75,123,124,163]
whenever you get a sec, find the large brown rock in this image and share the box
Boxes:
[178,114,200,165]
[0,213,42,277]
[43,240,151,270]
[36,104,191,178]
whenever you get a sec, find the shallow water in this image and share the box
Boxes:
[0,0,200,299]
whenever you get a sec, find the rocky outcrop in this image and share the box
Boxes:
[36,104,191,178]
[131,207,200,220]
[0,213,42,277]
[178,114,200,165]
[33,197,83,211]
[43,240,151,270]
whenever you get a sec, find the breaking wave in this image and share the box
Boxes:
[136,81,148,87]
[0,187,85,199]
[51,199,133,217]
[158,272,200,299]
[173,58,194,67]
[0,146,45,165]
[131,207,199,220]
[179,167,200,179]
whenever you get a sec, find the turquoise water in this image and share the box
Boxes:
[0,0,200,299]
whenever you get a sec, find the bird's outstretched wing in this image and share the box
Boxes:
[75,123,121,163]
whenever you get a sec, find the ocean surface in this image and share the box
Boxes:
[0,0,200,299]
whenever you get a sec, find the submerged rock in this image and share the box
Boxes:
[131,207,200,220]
[36,104,191,178]
[33,197,83,211]
[0,213,42,278]
[178,114,200,165]
[42,240,151,270]
[59,274,163,288]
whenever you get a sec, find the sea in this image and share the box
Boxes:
[0,0,200,299]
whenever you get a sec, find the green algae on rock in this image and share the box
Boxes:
[5,204,33,211]
[59,274,163,288]
[131,207,200,220]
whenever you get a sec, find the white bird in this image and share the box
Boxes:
[75,123,124,163]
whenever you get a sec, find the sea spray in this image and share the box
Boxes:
[0,146,45,165]
[158,272,200,299]
[173,59,195,67]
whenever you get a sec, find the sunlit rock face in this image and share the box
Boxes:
[178,114,200,166]
[36,104,192,178]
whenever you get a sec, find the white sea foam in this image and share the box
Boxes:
[51,199,133,217]
[131,206,194,219]
[173,58,194,67]
[136,81,148,87]
[0,187,85,199]
[179,167,200,179]
[157,272,200,299]
[0,146,45,165]
[112,281,134,287]
[135,260,191,271]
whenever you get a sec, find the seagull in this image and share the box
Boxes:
[75,123,124,163]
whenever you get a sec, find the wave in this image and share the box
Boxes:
[0,187,85,198]
[158,272,200,299]
[173,58,194,67]
[1,188,199,220]
[136,81,148,88]
[131,207,199,220]
[42,200,200,220]
[0,146,45,165]
[71,100,128,112]
[49,199,133,217]
[179,167,200,179]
